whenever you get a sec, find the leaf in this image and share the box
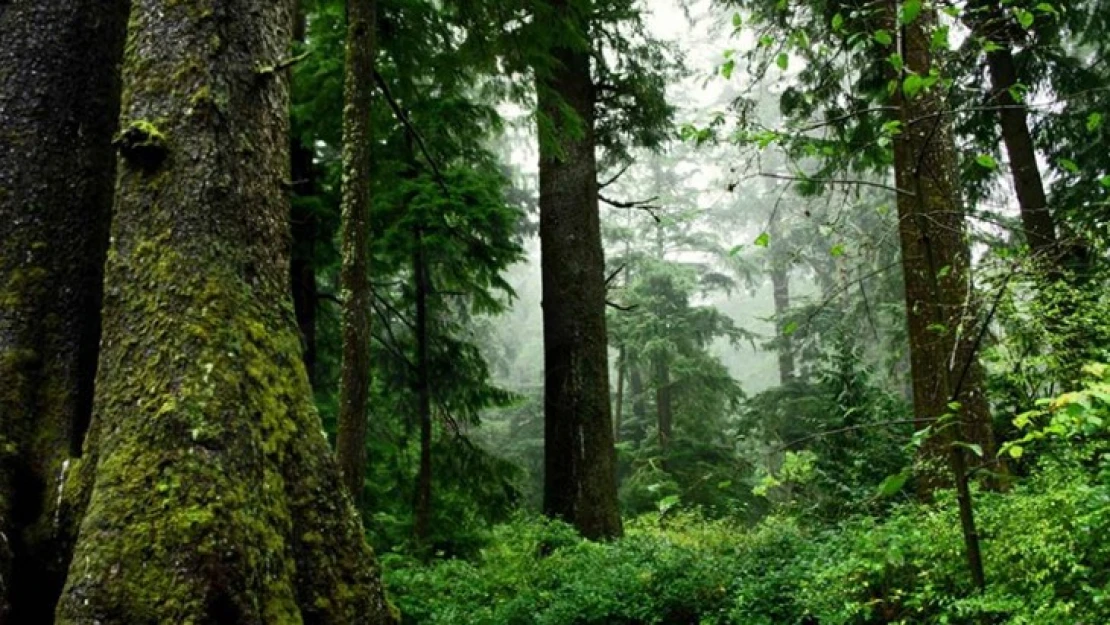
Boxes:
[1059,158,1080,174]
[903,74,925,98]
[830,243,845,257]
[721,59,735,80]
[732,12,743,29]
[832,13,844,31]
[876,471,909,497]
[975,154,998,170]
[1014,8,1035,29]
[952,441,984,457]
[1009,444,1024,459]
[754,232,770,247]
[776,52,789,70]
[657,494,680,513]
[873,29,893,46]
[900,0,922,25]
[1087,112,1103,133]
[1099,175,1110,188]
[728,244,744,256]
[783,320,799,336]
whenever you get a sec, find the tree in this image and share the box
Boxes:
[337,0,379,510]
[53,1,394,621]
[534,0,623,540]
[0,0,127,620]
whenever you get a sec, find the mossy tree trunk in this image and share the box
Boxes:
[536,0,623,541]
[0,1,128,621]
[768,214,795,385]
[53,0,395,621]
[336,0,379,511]
[888,2,996,495]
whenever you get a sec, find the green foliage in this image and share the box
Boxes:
[386,449,1110,624]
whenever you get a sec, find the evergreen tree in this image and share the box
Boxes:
[55,1,394,620]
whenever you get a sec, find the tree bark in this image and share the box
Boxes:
[536,0,622,540]
[889,1,996,486]
[0,1,127,621]
[53,1,394,621]
[413,229,433,548]
[614,347,625,443]
[630,365,647,438]
[336,0,378,511]
[966,0,1058,260]
[889,1,988,588]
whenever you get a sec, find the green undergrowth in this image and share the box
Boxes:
[384,456,1110,625]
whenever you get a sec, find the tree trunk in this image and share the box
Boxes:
[53,1,395,621]
[653,355,673,456]
[413,229,433,548]
[889,1,988,589]
[769,215,795,384]
[630,365,647,439]
[966,0,1057,260]
[336,0,378,511]
[290,1,320,386]
[888,2,996,479]
[536,0,622,540]
[614,347,625,443]
[0,1,127,621]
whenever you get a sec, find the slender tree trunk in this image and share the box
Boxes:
[966,0,1057,260]
[413,228,433,547]
[630,365,647,438]
[290,1,320,386]
[653,356,673,457]
[336,0,378,510]
[54,1,395,621]
[0,1,127,621]
[768,215,795,384]
[888,0,987,589]
[536,0,622,540]
[614,347,625,443]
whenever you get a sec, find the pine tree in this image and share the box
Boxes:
[54,1,394,620]
[0,1,127,620]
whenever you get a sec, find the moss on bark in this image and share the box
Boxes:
[55,0,395,622]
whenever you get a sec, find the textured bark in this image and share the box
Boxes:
[54,1,395,621]
[0,1,127,621]
[536,0,622,540]
[630,366,647,433]
[290,2,320,386]
[413,230,433,547]
[336,0,378,511]
[890,3,996,483]
[891,2,988,587]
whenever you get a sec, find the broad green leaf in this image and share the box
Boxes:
[900,0,922,25]
[877,471,909,497]
[975,154,998,170]
[874,29,893,46]
[776,53,789,70]
[1014,8,1034,29]
[1060,158,1080,174]
[832,13,844,31]
[1087,112,1103,133]
[830,243,845,257]
[903,74,925,98]
[783,320,799,336]
[732,12,743,28]
[754,232,770,247]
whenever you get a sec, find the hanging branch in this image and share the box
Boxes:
[372,70,449,195]
[599,193,662,222]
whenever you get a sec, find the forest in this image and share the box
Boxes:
[1,0,1109,623]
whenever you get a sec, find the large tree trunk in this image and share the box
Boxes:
[966,0,1058,260]
[53,1,395,621]
[889,4,996,475]
[536,0,622,540]
[336,0,378,511]
[0,1,128,621]
[890,2,988,589]
[630,365,647,439]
